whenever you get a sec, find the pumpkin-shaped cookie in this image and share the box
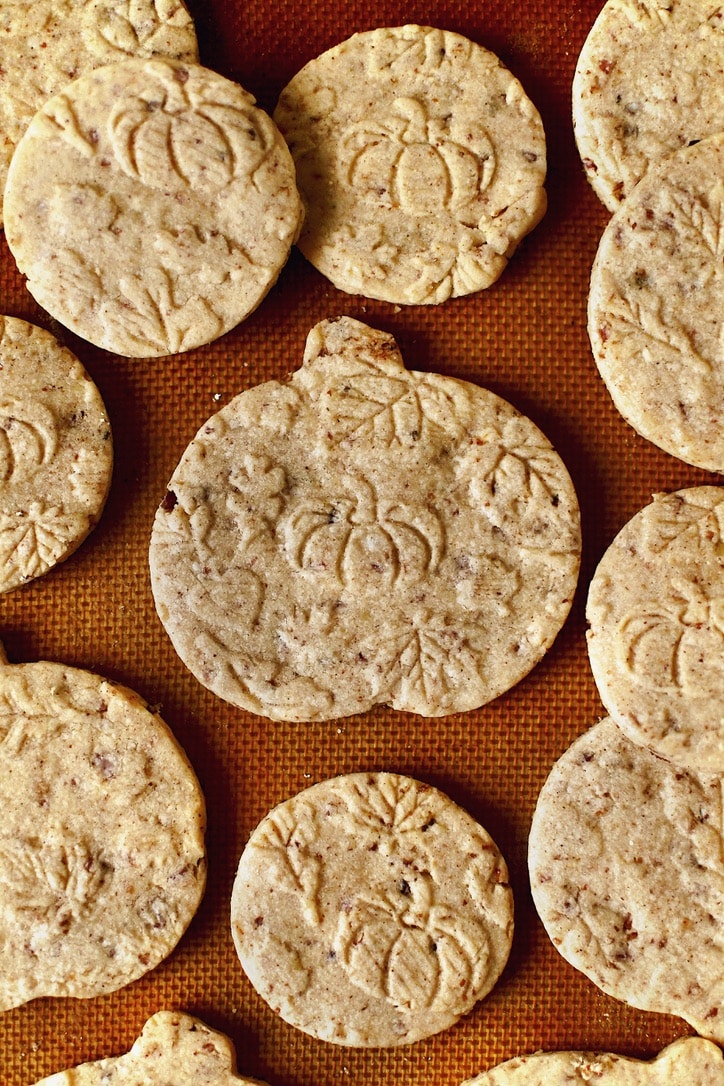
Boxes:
[149,316,581,721]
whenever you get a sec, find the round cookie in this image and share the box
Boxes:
[32,1011,268,1086]
[586,486,724,772]
[274,25,547,304]
[573,0,724,211]
[0,0,199,225]
[149,316,581,722]
[462,1038,724,1086]
[0,315,112,593]
[588,135,724,472]
[4,58,303,357]
[528,716,724,1041]
[231,772,513,1047]
[0,647,206,1011]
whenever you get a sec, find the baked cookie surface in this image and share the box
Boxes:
[274,25,546,304]
[0,315,112,593]
[586,486,724,772]
[462,1037,724,1086]
[4,58,303,357]
[588,134,724,472]
[0,0,199,225]
[31,1011,267,1086]
[149,316,581,721]
[0,649,206,1011]
[528,716,724,1041]
[573,0,724,210]
[231,772,513,1047]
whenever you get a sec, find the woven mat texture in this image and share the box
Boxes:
[1,1,718,1084]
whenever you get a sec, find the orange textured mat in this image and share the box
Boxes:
[1,2,719,1084]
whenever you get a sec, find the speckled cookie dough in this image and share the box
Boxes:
[588,135,724,472]
[0,0,199,225]
[0,315,112,593]
[529,717,724,1041]
[462,1037,724,1086]
[274,24,546,304]
[4,58,303,357]
[586,486,724,773]
[231,772,513,1047]
[0,647,206,1011]
[31,1011,268,1086]
[573,0,724,211]
[149,316,581,722]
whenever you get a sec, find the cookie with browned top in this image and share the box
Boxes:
[231,772,513,1047]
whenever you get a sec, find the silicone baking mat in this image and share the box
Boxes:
[1,1,719,1084]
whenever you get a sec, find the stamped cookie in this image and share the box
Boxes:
[0,315,112,593]
[4,58,303,357]
[231,771,513,1047]
[528,716,724,1041]
[573,0,724,211]
[31,1010,268,1086]
[149,316,581,722]
[273,25,546,304]
[462,1037,724,1086]
[588,134,724,471]
[586,486,724,772]
[0,646,206,1011]
[0,0,199,225]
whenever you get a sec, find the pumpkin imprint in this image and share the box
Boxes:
[343,96,495,217]
[150,316,581,721]
[587,486,724,771]
[231,772,513,1047]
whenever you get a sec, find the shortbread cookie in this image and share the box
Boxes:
[0,646,206,1011]
[231,772,513,1047]
[0,0,199,225]
[462,1037,724,1086]
[0,315,112,593]
[588,134,724,472]
[587,486,724,772]
[573,0,724,210]
[4,58,303,357]
[32,1011,267,1086]
[528,716,724,1041]
[274,25,546,304]
[149,316,581,721]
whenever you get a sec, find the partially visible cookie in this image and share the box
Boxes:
[462,1037,724,1086]
[0,315,112,593]
[32,1011,267,1086]
[149,316,581,722]
[573,0,724,210]
[588,134,724,472]
[0,0,199,225]
[274,25,546,304]
[231,772,513,1047]
[4,58,303,357]
[586,486,724,772]
[0,646,206,1011]
[528,717,724,1041]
